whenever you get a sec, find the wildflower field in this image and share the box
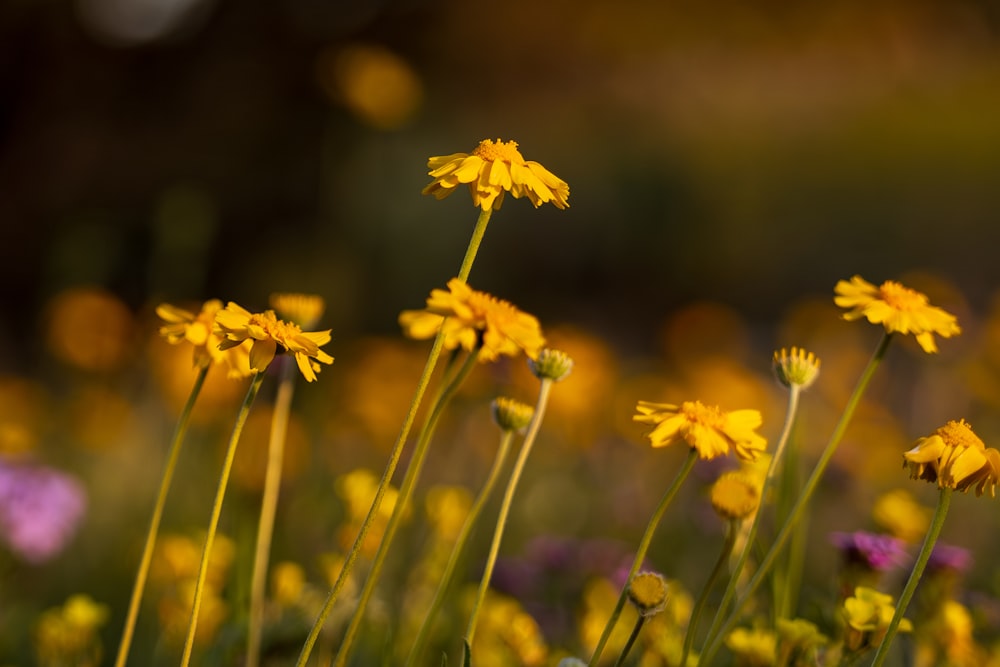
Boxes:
[6,2,1000,667]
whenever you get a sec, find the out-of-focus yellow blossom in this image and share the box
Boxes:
[725,627,777,667]
[904,419,1000,496]
[150,532,236,590]
[915,599,983,667]
[398,279,545,362]
[772,347,821,390]
[841,587,911,653]
[215,302,333,382]
[271,561,307,608]
[45,287,136,372]
[633,400,767,461]
[335,468,404,558]
[423,138,569,211]
[0,376,45,455]
[465,589,548,667]
[34,594,108,667]
[627,571,669,618]
[834,275,961,353]
[156,299,252,378]
[872,489,931,543]
[269,292,326,329]
[776,618,828,666]
[318,43,423,129]
[424,485,472,542]
[158,580,229,647]
[580,578,638,658]
[710,471,761,521]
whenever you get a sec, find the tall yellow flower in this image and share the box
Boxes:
[834,275,961,353]
[398,278,545,362]
[633,400,767,461]
[214,302,333,382]
[903,419,1000,496]
[156,300,252,379]
[422,138,569,211]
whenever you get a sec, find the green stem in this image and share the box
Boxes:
[114,365,209,667]
[406,429,517,667]
[295,204,494,667]
[612,616,646,667]
[333,348,481,667]
[179,371,265,667]
[699,333,893,666]
[698,383,802,659]
[588,449,699,667]
[869,487,952,667]
[246,359,298,667]
[680,519,741,666]
[464,379,554,650]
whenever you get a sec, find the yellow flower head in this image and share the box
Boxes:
[725,627,777,667]
[269,292,326,329]
[214,302,334,382]
[398,278,545,362]
[834,275,961,353]
[156,300,253,378]
[903,419,1000,496]
[633,400,767,462]
[492,396,535,433]
[627,571,670,618]
[872,489,931,543]
[422,138,569,211]
[772,347,820,390]
[710,471,762,521]
[841,586,911,652]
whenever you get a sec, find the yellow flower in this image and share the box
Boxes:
[422,138,569,211]
[269,292,326,329]
[710,471,761,521]
[872,489,931,543]
[34,595,109,667]
[633,400,767,461]
[157,300,253,378]
[841,586,911,652]
[627,571,670,618]
[725,627,777,667]
[772,347,820,390]
[834,275,961,353]
[903,419,1000,496]
[398,278,545,362]
[214,302,334,382]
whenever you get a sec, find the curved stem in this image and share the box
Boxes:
[333,348,481,667]
[114,365,209,667]
[180,371,265,667]
[699,333,893,666]
[588,449,699,666]
[612,616,646,667]
[246,359,298,667]
[464,379,554,649]
[869,487,952,667]
[406,429,517,667]
[680,519,740,666]
[698,383,803,660]
[295,203,494,667]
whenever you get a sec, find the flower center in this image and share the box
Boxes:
[878,281,929,311]
[680,400,725,429]
[936,419,985,451]
[472,138,524,163]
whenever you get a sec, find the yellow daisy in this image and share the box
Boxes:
[422,138,569,211]
[214,302,334,382]
[156,300,252,379]
[398,278,545,362]
[834,275,961,353]
[633,400,767,461]
[903,419,1000,496]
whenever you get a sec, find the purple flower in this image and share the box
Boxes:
[927,543,973,574]
[0,460,87,564]
[830,531,910,572]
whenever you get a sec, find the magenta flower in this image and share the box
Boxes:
[0,460,87,563]
[830,531,910,572]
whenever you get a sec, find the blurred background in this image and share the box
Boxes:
[5,0,1000,664]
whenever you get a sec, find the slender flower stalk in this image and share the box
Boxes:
[113,365,208,667]
[699,333,893,666]
[587,449,698,666]
[405,399,531,667]
[294,200,499,667]
[870,488,952,667]
[332,347,481,666]
[612,618,645,667]
[180,370,266,667]
[245,357,297,667]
